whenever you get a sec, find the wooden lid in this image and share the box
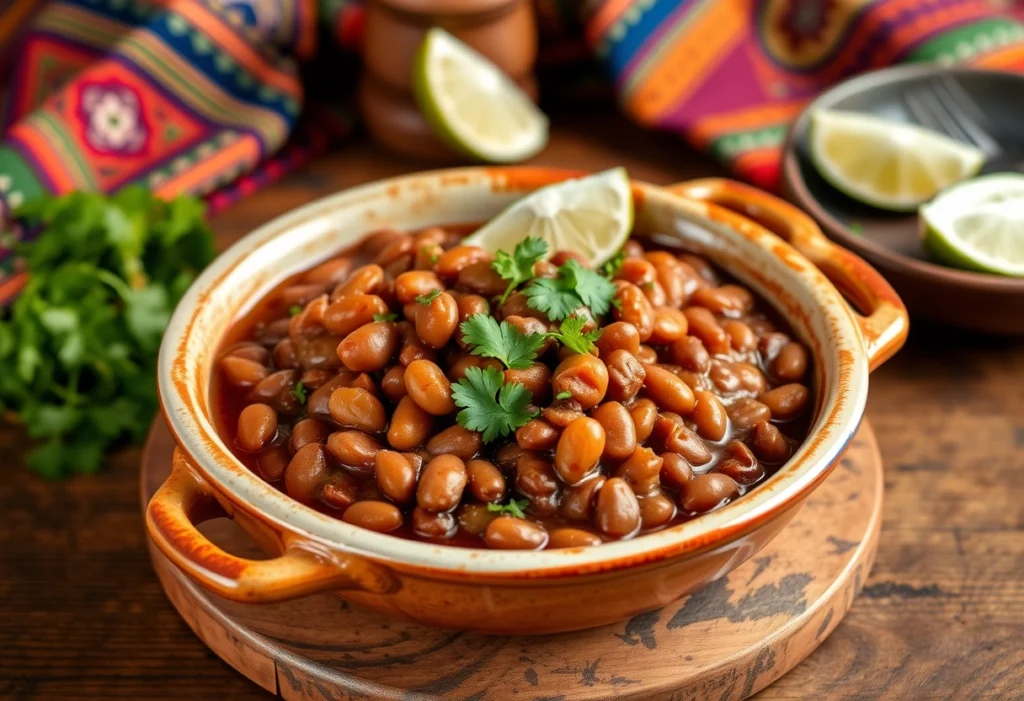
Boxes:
[371,0,515,17]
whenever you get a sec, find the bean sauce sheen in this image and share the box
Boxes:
[213,224,813,550]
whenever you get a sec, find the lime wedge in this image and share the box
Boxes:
[809,110,985,212]
[464,168,633,268]
[920,173,1024,276]
[412,28,548,164]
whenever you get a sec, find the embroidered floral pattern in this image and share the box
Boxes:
[78,81,149,155]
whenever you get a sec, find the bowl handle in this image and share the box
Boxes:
[667,178,908,371]
[146,448,398,602]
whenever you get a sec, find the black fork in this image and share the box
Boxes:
[902,74,1022,172]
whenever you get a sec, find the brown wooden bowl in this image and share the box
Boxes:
[782,65,1024,335]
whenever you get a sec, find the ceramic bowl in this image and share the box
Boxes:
[782,65,1024,334]
[146,169,907,635]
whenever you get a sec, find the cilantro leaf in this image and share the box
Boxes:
[547,315,603,355]
[556,390,572,400]
[561,259,617,317]
[492,237,548,303]
[293,382,308,405]
[289,305,302,316]
[601,248,626,278]
[523,276,581,321]
[372,312,398,322]
[415,289,442,305]
[459,314,546,370]
[451,366,536,443]
[487,497,530,519]
[523,259,618,321]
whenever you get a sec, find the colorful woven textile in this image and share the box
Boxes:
[1,0,1023,297]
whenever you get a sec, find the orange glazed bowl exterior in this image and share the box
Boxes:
[146,168,907,635]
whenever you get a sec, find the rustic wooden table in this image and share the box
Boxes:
[2,114,1023,700]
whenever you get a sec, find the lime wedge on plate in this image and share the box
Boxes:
[464,168,633,268]
[809,110,985,211]
[920,173,1024,276]
[413,28,548,164]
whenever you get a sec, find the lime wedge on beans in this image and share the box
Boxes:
[464,168,633,268]
[809,110,985,211]
[412,28,548,163]
[920,173,1024,276]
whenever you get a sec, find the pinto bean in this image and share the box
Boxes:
[343,501,403,532]
[337,321,399,372]
[560,475,605,522]
[236,403,277,453]
[325,431,382,474]
[284,443,330,504]
[332,264,384,299]
[759,384,811,420]
[220,356,269,388]
[387,396,433,451]
[375,450,419,504]
[324,294,389,337]
[595,478,641,538]
[411,506,457,538]
[466,459,506,502]
[404,359,455,415]
[426,425,482,460]
[614,446,663,496]
[394,271,443,305]
[548,528,602,548]
[751,420,792,463]
[516,419,560,451]
[612,281,655,341]
[681,473,739,513]
[596,322,641,356]
[415,292,459,349]
[649,307,689,345]
[639,493,676,530]
[592,402,637,461]
[692,391,728,441]
[484,517,548,550]
[551,354,608,410]
[643,365,696,414]
[628,399,658,443]
[554,417,606,485]
[328,387,386,433]
[417,454,467,512]
[605,349,645,402]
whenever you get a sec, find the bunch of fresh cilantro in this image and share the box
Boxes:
[0,187,215,478]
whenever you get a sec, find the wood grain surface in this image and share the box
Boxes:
[140,419,882,701]
[2,114,1023,700]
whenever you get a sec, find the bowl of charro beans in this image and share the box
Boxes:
[146,169,907,634]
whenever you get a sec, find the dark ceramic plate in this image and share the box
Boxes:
[783,65,1024,334]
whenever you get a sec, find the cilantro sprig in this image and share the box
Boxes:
[487,498,530,519]
[293,382,307,405]
[460,314,546,370]
[601,248,626,278]
[451,366,536,443]
[492,237,548,303]
[547,315,603,355]
[524,259,617,320]
[0,187,215,478]
[372,312,398,322]
[415,289,442,305]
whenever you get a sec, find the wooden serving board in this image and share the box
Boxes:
[141,420,883,701]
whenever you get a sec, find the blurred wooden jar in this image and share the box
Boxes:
[358,0,538,160]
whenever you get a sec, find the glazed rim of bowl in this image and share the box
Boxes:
[782,64,1024,294]
[159,166,868,578]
